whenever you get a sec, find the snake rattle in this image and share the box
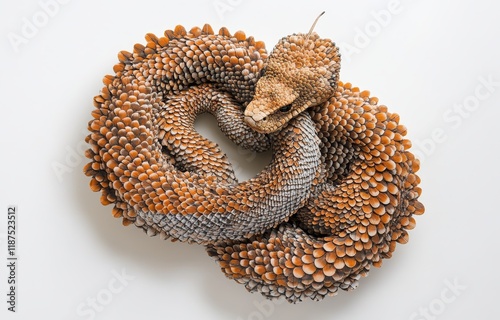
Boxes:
[85,15,424,303]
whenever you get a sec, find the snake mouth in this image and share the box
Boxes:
[244,109,295,134]
[244,115,256,128]
[244,115,272,134]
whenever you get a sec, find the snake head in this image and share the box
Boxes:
[244,32,340,133]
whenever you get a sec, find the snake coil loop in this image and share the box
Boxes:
[85,22,424,303]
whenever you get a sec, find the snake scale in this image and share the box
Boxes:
[84,18,424,303]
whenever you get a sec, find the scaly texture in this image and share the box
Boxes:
[84,23,424,303]
[206,82,424,302]
[85,25,321,243]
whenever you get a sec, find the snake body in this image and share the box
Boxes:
[85,23,424,303]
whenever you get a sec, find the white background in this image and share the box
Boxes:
[1,0,499,319]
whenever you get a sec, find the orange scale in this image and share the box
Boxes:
[344,257,357,268]
[361,205,372,214]
[374,163,387,172]
[354,241,364,254]
[407,217,417,229]
[132,193,142,203]
[414,202,425,215]
[313,270,325,283]
[369,197,380,208]
[364,166,376,176]
[387,183,399,195]
[379,214,391,225]
[345,246,357,257]
[303,264,317,275]
[263,272,277,282]
[292,267,305,279]
[348,198,357,207]
[321,263,335,277]
[333,259,345,270]
[129,170,140,179]
[402,139,412,150]
[357,223,367,233]
[275,277,287,287]
[334,245,346,258]
[291,256,303,267]
[152,203,164,212]
[367,186,379,197]
[375,112,387,122]
[385,145,396,157]
[382,171,393,182]
[361,239,373,250]
[376,192,391,205]
[397,232,410,244]
[301,254,314,264]
[411,160,421,172]
[359,191,371,200]
[367,224,378,236]
[382,160,396,171]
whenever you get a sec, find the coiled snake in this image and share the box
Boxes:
[84,19,424,303]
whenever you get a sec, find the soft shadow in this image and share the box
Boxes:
[74,103,401,318]
[72,104,204,276]
[202,262,367,320]
[72,109,274,284]
[74,172,206,274]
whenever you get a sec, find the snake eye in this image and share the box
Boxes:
[279,104,292,113]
